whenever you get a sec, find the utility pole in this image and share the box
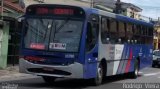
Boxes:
[1,0,3,20]
[114,0,122,14]
[0,0,4,29]
[90,0,94,8]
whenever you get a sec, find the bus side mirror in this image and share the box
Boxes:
[18,16,25,23]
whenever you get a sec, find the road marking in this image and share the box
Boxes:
[139,71,143,74]
[143,72,160,77]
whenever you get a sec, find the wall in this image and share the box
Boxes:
[154,24,160,50]
[0,21,9,69]
[23,0,90,7]
[154,37,158,50]
[126,8,140,20]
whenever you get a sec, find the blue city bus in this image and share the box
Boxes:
[19,4,153,85]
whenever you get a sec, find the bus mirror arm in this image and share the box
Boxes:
[17,16,25,22]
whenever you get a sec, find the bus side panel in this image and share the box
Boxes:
[148,45,153,66]
[83,44,98,79]
[127,44,138,73]
[98,44,114,76]
[115,44,152,74]
[99,44,128,76]
[140,45,152,69]
[116,44,128,74]
[78,21,87,65]
[81,20,98,79]
[117,44,135,74]
[128,45,146,72]
[120,44,135,73]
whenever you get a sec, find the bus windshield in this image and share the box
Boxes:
[24,18,83,52]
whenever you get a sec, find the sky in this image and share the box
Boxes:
[121,0,160,19]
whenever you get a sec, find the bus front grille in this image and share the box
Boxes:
[27,68,71,76]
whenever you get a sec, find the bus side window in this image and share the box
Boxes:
[118,21,125,44]
[86,22,97,52]
[110,19,118,43]
[126,23,133,44]
[149,27,153,36]
[86,14,99,52]
[86,22,92,44]
[101,17,110,44]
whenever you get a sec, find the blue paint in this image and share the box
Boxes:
[84,44,98,79]
[20,5,153,79]
[116,15,153,27]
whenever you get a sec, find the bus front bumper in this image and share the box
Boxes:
[19,58,84,78]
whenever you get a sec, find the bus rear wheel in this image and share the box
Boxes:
[129,60,139,79]
[42,76,56,84]
[93,63,103,86]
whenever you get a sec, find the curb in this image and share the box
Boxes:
[0,73,39,82]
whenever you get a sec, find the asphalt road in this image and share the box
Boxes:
[1,67,160,89]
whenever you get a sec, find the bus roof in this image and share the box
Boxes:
[85,8,153,27]
[116,15,153,27]
[26,4,153,27]
[91,9,153,27]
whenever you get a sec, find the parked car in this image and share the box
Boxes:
[152,50,160,67]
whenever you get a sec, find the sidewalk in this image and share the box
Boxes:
[0,65,19,76]
[0,66,37,82]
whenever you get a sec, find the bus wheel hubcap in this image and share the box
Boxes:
[97,65,102,82]
[135,65,138,76]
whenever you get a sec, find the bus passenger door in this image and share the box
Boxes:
[84,15,99,79]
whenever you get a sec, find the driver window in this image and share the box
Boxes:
[86,15,99,52]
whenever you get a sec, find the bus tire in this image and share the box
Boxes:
[130,59,139,79]
[42,76,56,84]
[152,61,157,68]
[93,63,103,86]
[152,64,156,68]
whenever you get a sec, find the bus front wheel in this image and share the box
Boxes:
[42,76,56,84]
[93,63,103,86]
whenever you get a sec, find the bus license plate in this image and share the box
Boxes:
[43,67,54,71]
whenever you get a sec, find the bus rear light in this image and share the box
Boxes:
[24,56,45,61]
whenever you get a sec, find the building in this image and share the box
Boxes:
[20,0,90,8]
[0,0,24,69]
[0,0,24,18]
[19,0,143,20]
[0,0,148,68]
[153,20,160,50]
[92,0,142,20]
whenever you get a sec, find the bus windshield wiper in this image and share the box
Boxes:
[26,23,44,38]
[55,18,70,33]
[43,22,50,41]
[50,18,70,42]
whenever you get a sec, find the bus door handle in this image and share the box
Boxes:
[93,53,98,57]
